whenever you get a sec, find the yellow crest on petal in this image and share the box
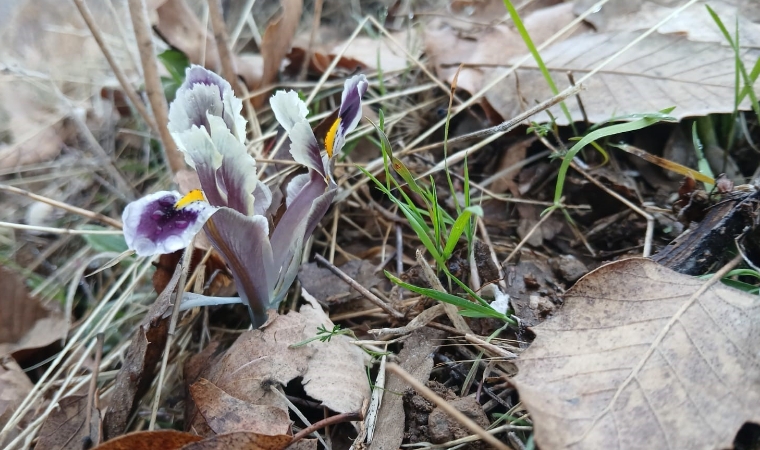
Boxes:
[324,117,341,158]
[174,189,206,209]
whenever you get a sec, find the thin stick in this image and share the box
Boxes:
[386,363,510,450]
[314,254,404,319]
[502,206,556,266]
[298,0,324,82]
[72,0,158,135]
[0,184,122,229]
[465,333,517,359]
[128,0,185,175]
[85,333,104,447]
[0,222,123,235]
[290,411,362,444]
[149,246,193,429]
[207,0,238,89]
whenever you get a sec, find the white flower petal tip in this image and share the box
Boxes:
[270,90,309,133]
[168,65,246,143]
[122,190,217,256]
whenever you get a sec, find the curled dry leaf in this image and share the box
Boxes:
[91,430,201,450]
[103,266,181,440]
[512,258,760,449]
[190,378,291,436]
[254,0,303,107]
[0,357,33,447]
[180,431,291,450]
[188,291,369,432]
[36,395,100,450]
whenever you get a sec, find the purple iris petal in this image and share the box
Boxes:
[203,209,274,326]
[122,191,216,256]
[270,171,336,282]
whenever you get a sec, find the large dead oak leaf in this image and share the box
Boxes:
[513,258,760,450]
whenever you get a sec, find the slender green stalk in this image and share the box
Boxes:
[503,0,576,132]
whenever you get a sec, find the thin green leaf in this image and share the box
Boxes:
[443,206,483,259]
[552,109,677,206]
[386,271,508,320]
[502,0,575,132]
[706,5,760,118]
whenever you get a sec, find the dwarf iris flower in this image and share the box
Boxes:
[122,66,368,326]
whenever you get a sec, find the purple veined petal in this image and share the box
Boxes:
[324,74,369,159]
[169,66,246,143]
[270,170,337,280]
[170,126,226,207]
[270,90,309,134]
[207,115,258,215]
[289,121,326,177]
[285,173,310,208]
[122,190,217,256]
[253,180,272,217]
[203,209,275,326]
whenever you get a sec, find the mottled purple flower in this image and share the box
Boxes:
[122,65,367,326]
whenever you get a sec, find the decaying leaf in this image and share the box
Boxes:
[0,266,68,364]
[181,432,292,450]
[0,357,34,447]
[254,0,303,106]
[103,266,181,440]
[188,291,369,432]
[36,395,100,450]
[486,30,760,124]
[512,258,760,449]
[190,378,291,436]
[91,430,201,450]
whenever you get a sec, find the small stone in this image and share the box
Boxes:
[549,255,588,283]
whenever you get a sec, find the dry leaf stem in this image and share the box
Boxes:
[0,184,122,228]
[127,0,185,175]
[72,0,158,136]
[386,363,511,450]
[314,253,404,319]
[207,0,238,89]
[298,0,324,81]
[149,247,194,430]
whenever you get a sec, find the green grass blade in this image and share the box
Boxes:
[552,108,677,206]
[443,206,483,259]
[386,271,509,321]
[706,5,760,117]
[503,0,575,131]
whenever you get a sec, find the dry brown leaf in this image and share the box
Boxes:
[299,291,371,413]
[180,432,292,450]
[189,292,369,431]
[424,3,584,95]
[36,395,100,450]
[103,266,181,440]
[0,266,68,364]
[190,378,291,436]
[576,0,760,45]
[512,257,760,449]
[487,29,760,124]
[0,357,33,447]
[254,0,303,107]
[91,430,201,450]
[153,0,220,70]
